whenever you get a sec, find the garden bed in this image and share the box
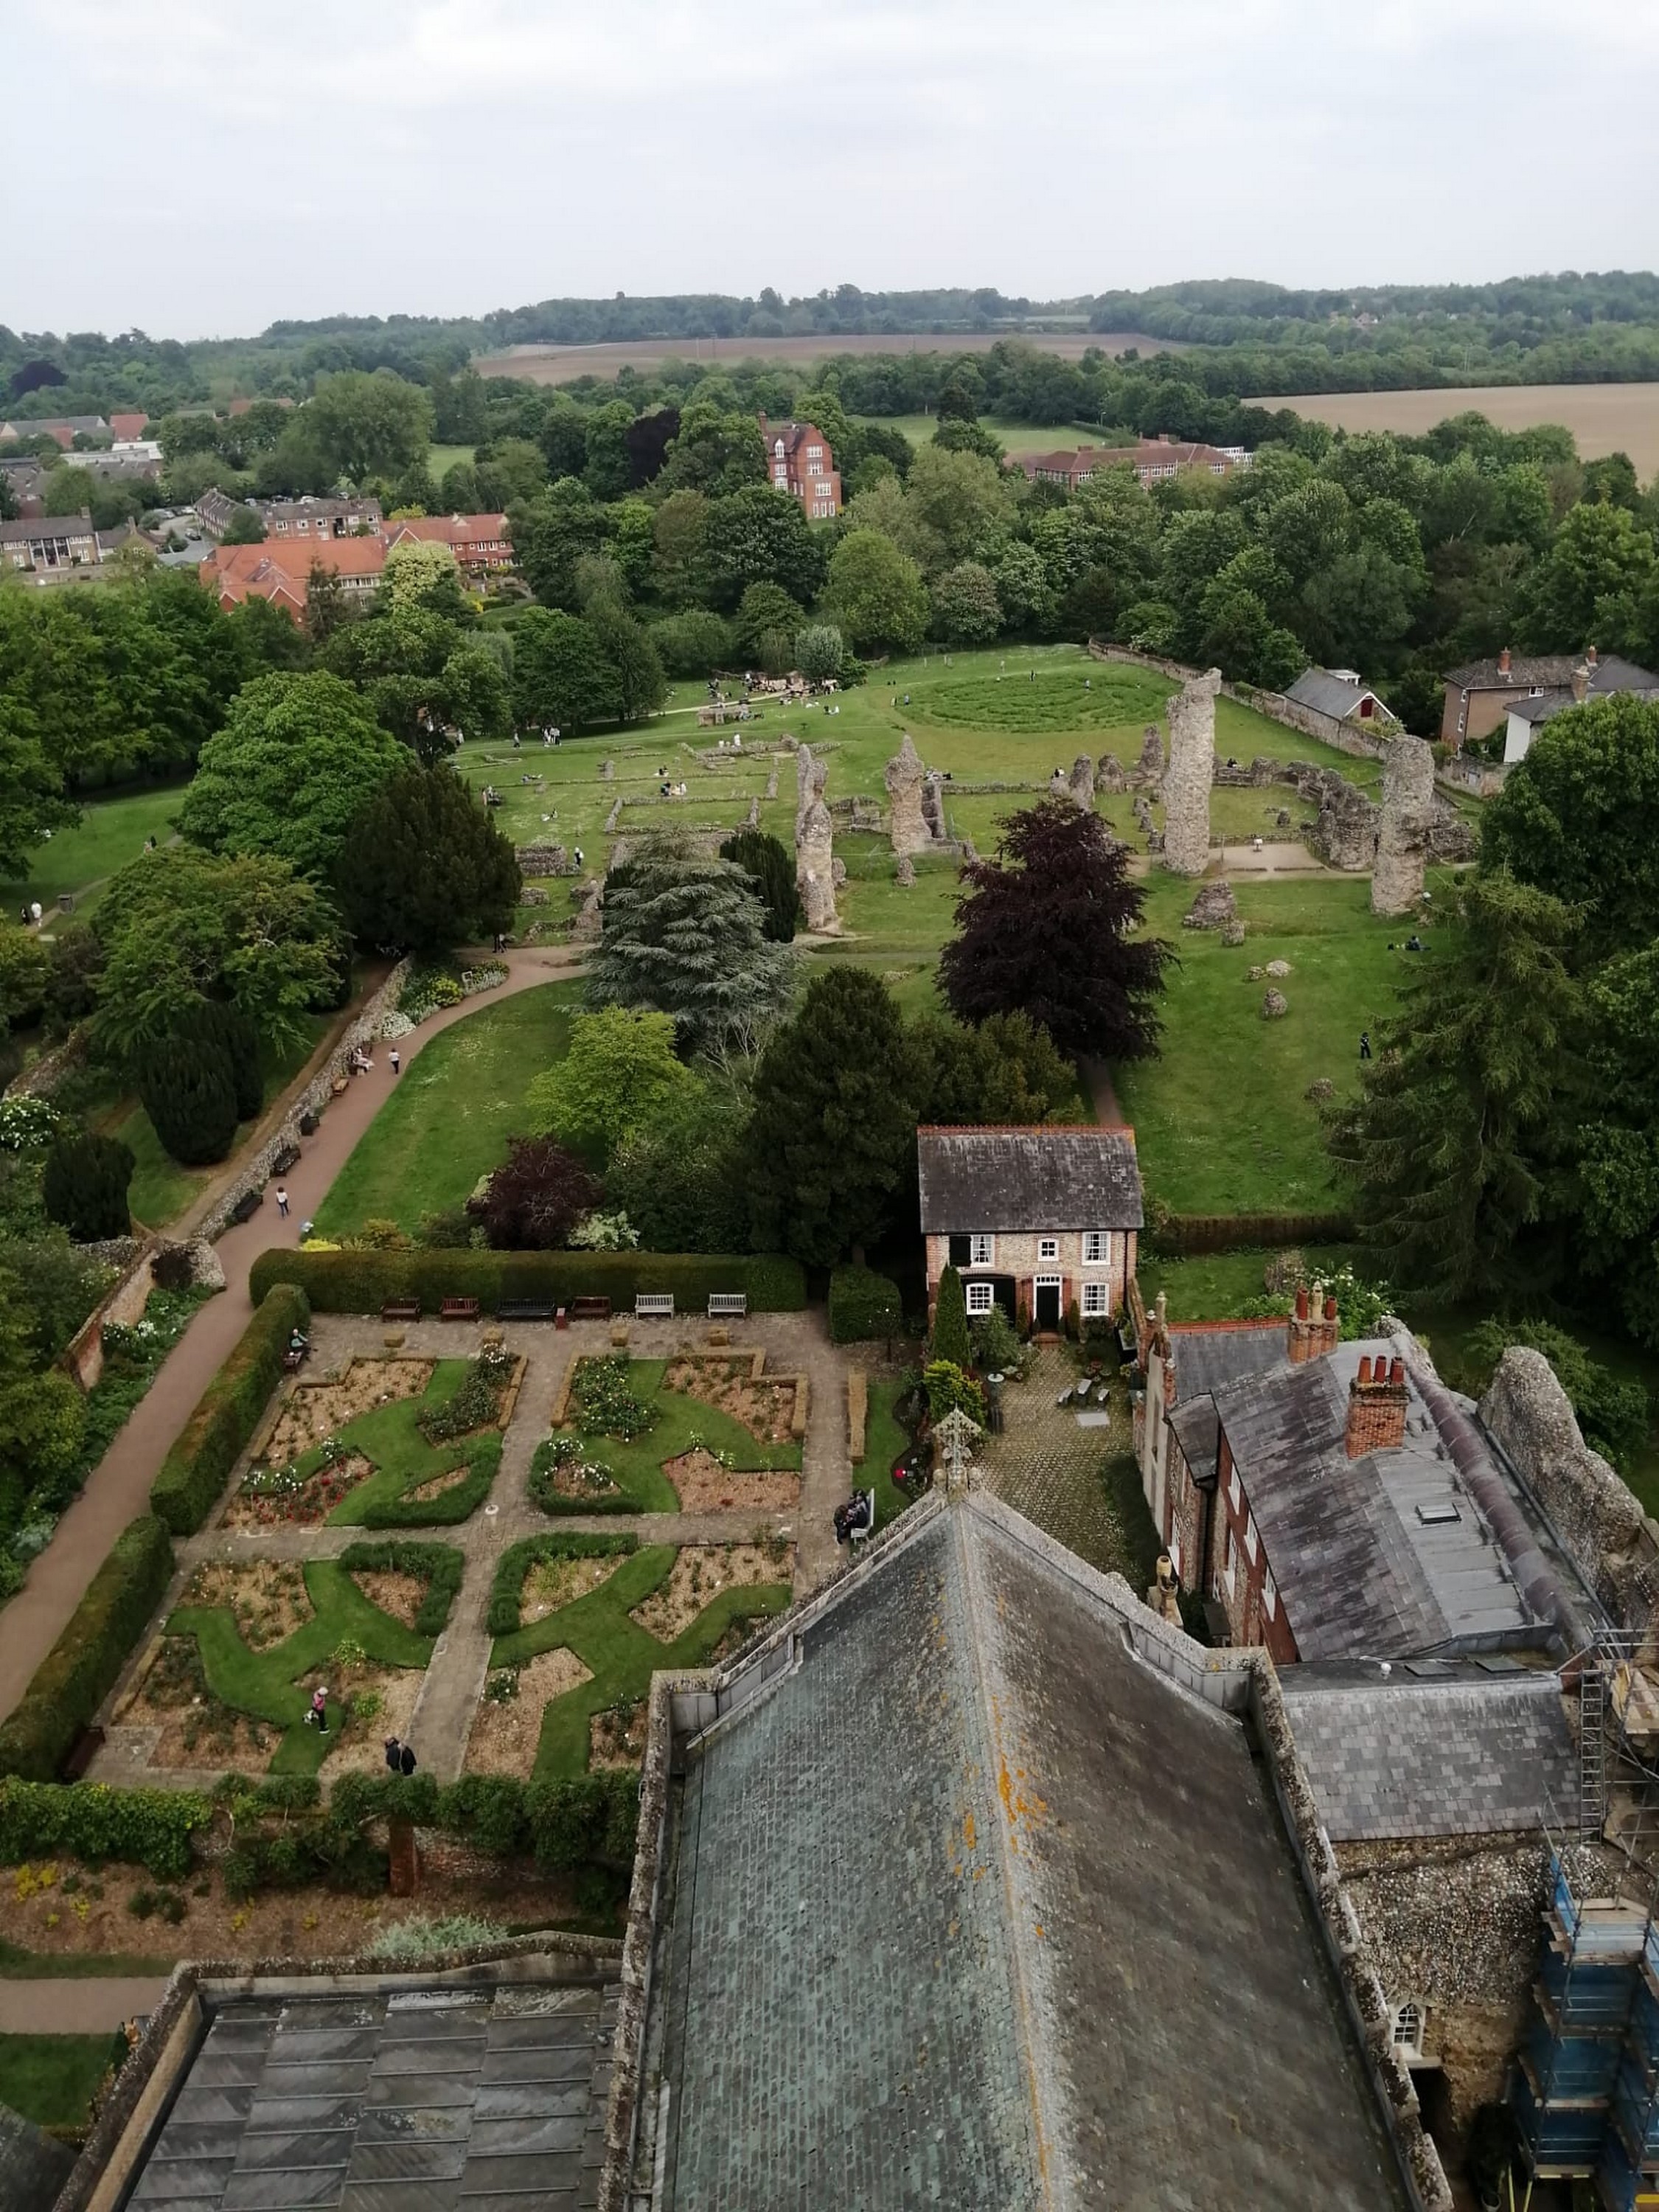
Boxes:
[663,1353,798,1444]
[223,1453,372,1530]
[347,1569,429,1630]
[263,1360,433,1462]
[524,1554,627,1625]
[180,1562,313,1648]
[115,1636,279,1775]
[305,1664,427,1783]
[589,1702,648,1770]
[659,1450,799,1514]
[465,1649,594,1778]
[630,1545,794,1642]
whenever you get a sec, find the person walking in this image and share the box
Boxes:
[389,1046,400,1077]
[1359,1031,1372,1061]
[275,1183,290,1219]
[308,1686,329,1735]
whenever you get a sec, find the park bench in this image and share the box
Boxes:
[271,1141,301,1175]
[381,1298,421,1323]
[569,1296,611,1322]
[849,1489,876,1545]
[707,1293,748,1319]
[635,1293,675,1319]
[496,1299,557,1322]
[440,1296,481,1322]
[229,1188,262,1225]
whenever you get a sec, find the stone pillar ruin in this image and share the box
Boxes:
[796,743,827,842]
[1371,736,1436,917]
[884,734,933,855]
[795,743,838,932]
[1161,669,1220,877]
[1067,756,1096,811]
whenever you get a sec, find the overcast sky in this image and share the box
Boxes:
[7,0,1658,338]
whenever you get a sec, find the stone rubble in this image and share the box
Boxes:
[1183,879,1237,931]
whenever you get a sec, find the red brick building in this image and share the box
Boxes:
[200,534,386,618]
[758,416,841,518]
[1019,434,1251,492]
[383,513,514,574]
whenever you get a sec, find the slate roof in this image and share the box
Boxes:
[1508,678,1659,727]
[0,512,98,543]
[123,1980,617,2212]
[1287,668,1395,722]
[1165,1322,1290,1483]
[917,1124,1144,1234]
[1446,651,1659,689]
[1279,1664,1578,1840]
[1214,1340,1537,1661]
[655,1495,1405,2211]
[0,2103,74,2212]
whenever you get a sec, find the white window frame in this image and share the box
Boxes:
[1169,1527,1183,1579]
[1263,1566,1277,1619]
[1082,1231,1110,1265]
[1391,2002,1424,2058]
[968,1234,994,1268]
[965,1281,994,1316]
[1228,1467,1242,1512]
[1245,1515,1259,1565]
[1081,1282,1110,1318]
[1037,1237,1059,1263]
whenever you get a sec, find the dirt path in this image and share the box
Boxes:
[1080,1056,1123,1127]
[0,947,579,1728]
[0,1978,170,2032]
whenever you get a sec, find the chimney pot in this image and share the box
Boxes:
[1572,663,1590,703]
[1587,644,1599,667]
[1390,1356,1405,1385]
[1498,646,1512,675]
[1324,1295,1338,1323]
[1357,1354,1373,1386]
[1295,1287,1310,1321]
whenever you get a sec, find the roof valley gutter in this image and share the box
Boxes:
[956,1509,1068,2212]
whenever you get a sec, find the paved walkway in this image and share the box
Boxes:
[0,947,579,1727]
[0,1978,170,2032]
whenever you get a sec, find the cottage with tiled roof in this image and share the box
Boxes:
[1441,641,1659,748]
[917,1124,1141,1332]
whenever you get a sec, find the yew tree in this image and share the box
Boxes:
[937,800,1171,1060]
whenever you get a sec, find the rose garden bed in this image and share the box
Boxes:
[531,1357,801,1517]
[663,1353,799,1444]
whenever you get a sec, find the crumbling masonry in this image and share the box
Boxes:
[1162,669,1220,876]
[795,743,838,933]
[884,734,934,855]
[1371,735,1437,917]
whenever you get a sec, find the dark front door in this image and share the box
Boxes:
[1034,1278,1062,1329]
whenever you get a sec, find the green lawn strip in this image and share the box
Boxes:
[0,2031,124,2130]
[327,1361,502,1527]
[1136,1246,1362,1320]
[0,1941,177,1979]
[335,1540,465,1637]
[0,786,184,914]
[855,1379,915,1529]
[313,981,581,1237]
[490,1544,791,1778]
[170,1557,432,1774]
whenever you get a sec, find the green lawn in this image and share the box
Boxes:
[1136,1246,1361,1319]
[1,786,185,918]
[314,980,580,1235]
[170,1554,445,1775]
[555,1357,800,1516]
[427,443,479,479]
[492,1540,792,1777]
[855,1377,916,1528]
[858,415,1118,456]
[0,2031,123,2131]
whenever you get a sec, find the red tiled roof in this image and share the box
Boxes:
[385,514,509,549]
[109,413,148,442]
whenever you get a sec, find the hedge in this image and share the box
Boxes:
[330,1770,640,1870]
[1146,1208,1355,1257]
[488,1531,638,1638]
[337,1541,465,1636]
[827,1265,903,1345]
[355,1436,503,1530]
[248,1247,806,1315]
[0,1779,212,1879]
[150,1284,311,1535]
[0,1516,175,1783]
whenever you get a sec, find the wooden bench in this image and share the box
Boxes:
[496,1300,557,1322]
[440,1296,481,1321]
[635,1293,675,1319]
[381,1299,421,1323]
[271,1141,301,1175]
[707,1293,748,1318]
[229,1188,262,1225]
[569,1296,611,1322]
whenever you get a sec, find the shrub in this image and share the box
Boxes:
[0,1517,176,1782]
[649,610,733,678]
[248,1246,806,1313]
[337,1540,465,1636]
[488,1531,637,1637]
[467,1137,602,1251]
[150,1285,310,1534]
[0,1778,211,1876]
[529,1434,627,1517]
[827,1265,902,1346]
[795,622,844,686]
[357,1435,502,1529]
[931,1265,971,1368]
[923,1360,986,1425]
[368,1912,505,1961]
[969,1304,1025,1379]
[571,1354,654,1441]
[1461,1319,1650,1472]
[420,1346,514,1441]
[42,1129,135,1242]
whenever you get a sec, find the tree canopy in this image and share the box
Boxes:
[526,1006,698,1165]
[338,762,520,952]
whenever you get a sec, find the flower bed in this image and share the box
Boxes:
[265,1360,432,1464]
[223,1451,372,1530]
[664,1354,797,1444]
[569,1355,655,1442]
[464,1649,594,1778]
[420,1346,516,1442]
[630,1544,794,1642]
[588,1701,648,1770]
[529,1435,624,1514]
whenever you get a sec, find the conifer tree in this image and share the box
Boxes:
[718,827,801,942]
[931,1265,972,1368]
[340,762,521,952]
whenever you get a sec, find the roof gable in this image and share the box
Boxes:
[917,1124,1144,1233]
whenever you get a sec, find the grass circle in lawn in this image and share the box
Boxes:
[904,665,1172,735]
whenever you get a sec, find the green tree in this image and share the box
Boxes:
[605,1085,751,1253]
[589,835,795,1058]
[526,1006,699,1164]
[220,505,267,545]
[1481,693,1659,956]
[467,1135,597,1250]
[733,582,803,661]
[931,563,1002,643]
[473,437,548,511]
[511,608,615,731]
[650,611,733,679]
[719,828,801,942]
[509,480,608,610]
[582,403,636,501]
[1325,873,1581,1305]
[139,1023,240,1166]
[338,762,520,953]
[178,671,406,880]
[658,403,765,498]
[824,529,929,655]
[899,445,1016,574]
[931,1265,972,1366]
[992,541,1050,630]
[0,919,51,1037]
[912,1009,1076,1124]
[0,1260,85,1538]
[41,1128,134,1241]
[1522,502,1655,649]
[589,603,666,725]
[306,369,434,481]
[701,486,826,612]
[1576,941,1659,1346]
[743,967,925,1266]
[794,623,844,685]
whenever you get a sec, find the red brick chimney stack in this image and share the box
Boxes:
[1572,663,1590,704]
[1288,1283,1341,1365]
[1498,646,1512,675]
[1346,1353,1408,1458]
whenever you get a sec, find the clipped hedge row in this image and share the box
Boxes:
[331,1769,641,1869]
[488,1531,638,1638]
[1146,1208,1354,1256]
[248,1247,806,1315]
[150,1285,311,1536]
[0,1516,175,1783]
[0,1778,213,1879]
[357,1436,504,1531]
[827,1265,903,1345]
[337,1541,465,1637]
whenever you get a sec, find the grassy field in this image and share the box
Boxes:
[0,785,184,917]
[427,442,478,479]
[0,2031,122,2131]
[314,980,580,1236]
[858,415,1117,456]
[1261,383,1659,479]
[855,1377,917,1528]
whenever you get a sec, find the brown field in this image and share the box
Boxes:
[473,330,1177,384]
[1262,383,1659,479]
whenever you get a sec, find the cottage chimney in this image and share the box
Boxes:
[1572,662,1590,704]
[1346,1353,1409,1458]
[1587,644,1599,669]
[1498,646,1512,675]
[1289,1281,1341,1363]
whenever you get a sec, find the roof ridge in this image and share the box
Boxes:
[918,1121,1138,1137]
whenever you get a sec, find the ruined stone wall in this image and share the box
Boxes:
[1372,737,1438,917]
[884,734,933,855]
[1481,1347,1655,1629]
[1162,669,1219,876]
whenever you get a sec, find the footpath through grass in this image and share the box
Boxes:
[315,980,580,1237]
[0,2030,123,2130]
[0,785,184,917]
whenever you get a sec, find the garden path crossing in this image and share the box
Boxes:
[0,1978,170,2033]
[0,947,580,1729]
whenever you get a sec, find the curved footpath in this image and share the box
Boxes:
[0,947,579,1727]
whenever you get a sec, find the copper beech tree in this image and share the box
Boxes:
[936,799,1171,1060]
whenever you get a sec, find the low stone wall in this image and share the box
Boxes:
[60,1239,157,1391]
[1088,640,1394,765]
[3,1026,88,1101]
[195,960,411,1245]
